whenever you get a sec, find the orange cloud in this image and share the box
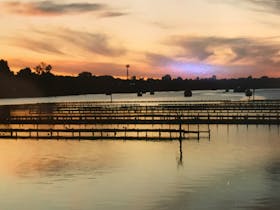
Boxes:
[165,36,280,68]
[6,27,126,57]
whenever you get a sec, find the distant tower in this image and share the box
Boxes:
[126,64,130,80]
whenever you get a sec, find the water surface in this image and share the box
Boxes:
[0,125,279,210]
[0,89,279,209]
[0,89,279,105]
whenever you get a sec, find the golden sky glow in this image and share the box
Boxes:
[1,0,280,78]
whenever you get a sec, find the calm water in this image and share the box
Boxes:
[0,89,280,210]
[0,88,279,105]
[0,125,279,210]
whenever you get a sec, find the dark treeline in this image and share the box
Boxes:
[0,59,280,98]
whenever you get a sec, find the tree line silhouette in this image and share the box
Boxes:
[0,59,279,98]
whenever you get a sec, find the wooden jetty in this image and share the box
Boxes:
[0,127,209,140]
[1,100,279,125]
[0,99,279,140]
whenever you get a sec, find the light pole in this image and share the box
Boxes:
[126,64,130,80]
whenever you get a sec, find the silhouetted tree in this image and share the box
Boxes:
[162,74,172,81]
[261,76,269,79]
[34,62,52,75]
[78,71,92,78]
[176,77,183,81]
[0,59,13,77]
[17,67,33,78]
[45,64,52,74]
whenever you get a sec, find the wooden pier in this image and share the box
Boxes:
[0,127,210,140]
[1,100,279,125]
[0,99,279,140]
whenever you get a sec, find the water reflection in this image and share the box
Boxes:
[0,125,279,210]
[156,125,280,210]
[15,157,71,178]
[0,89,279,106]
[177,139,183,167]
[258,161,280,210]
[267,161,280,181]
[0,141,123,181]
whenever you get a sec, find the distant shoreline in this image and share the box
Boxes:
[1,59,280,99]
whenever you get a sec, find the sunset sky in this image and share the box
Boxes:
[1,0,280,78]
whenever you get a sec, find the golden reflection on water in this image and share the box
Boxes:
[0,125,279,179]
[0,140,123,179]
[0,125,279,210]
